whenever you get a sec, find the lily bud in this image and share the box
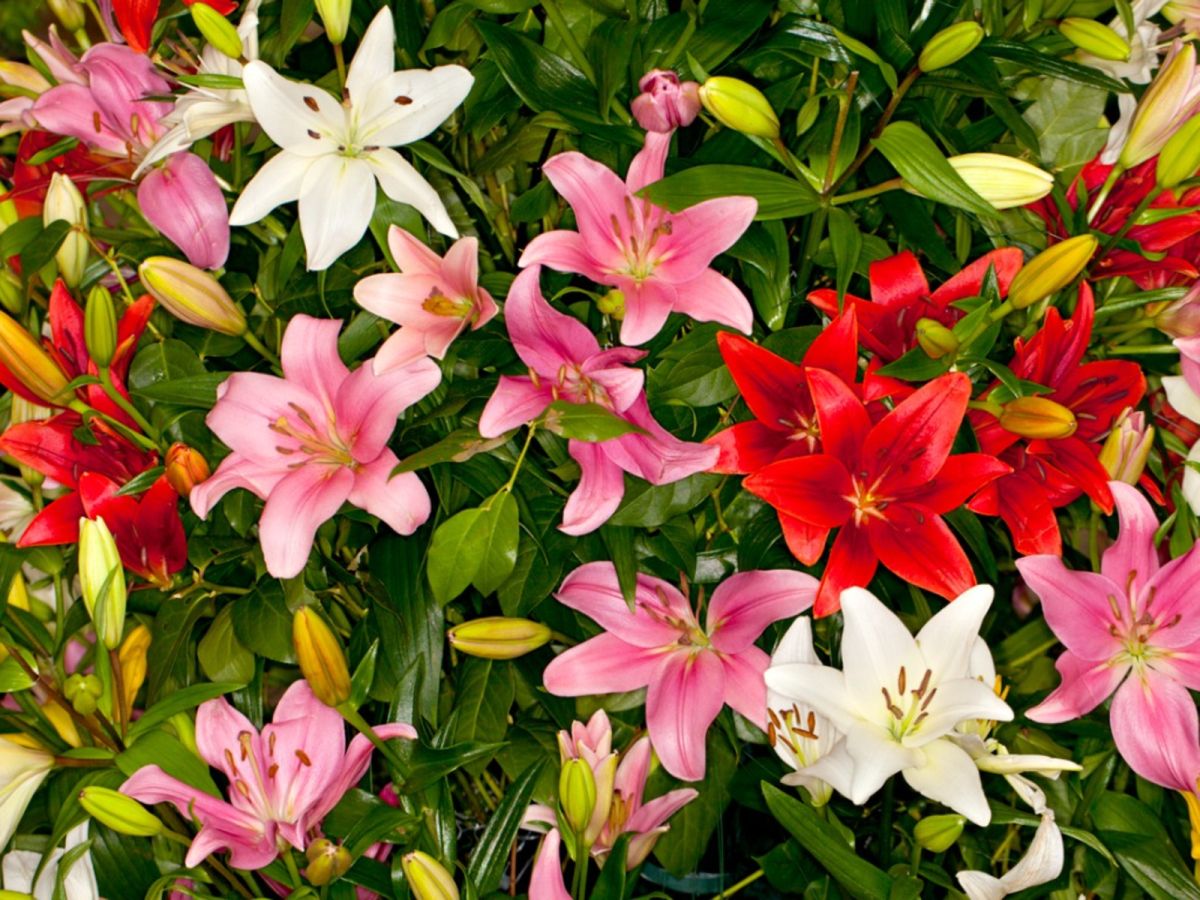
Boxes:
[164,443,211,496]
[305,838,353,886]
[699,76,780,139]
[78,516,127,650]
[1007,235,1098,309]
[79,786,163,837]
[118,624,152,718]
[915,318,960,359]
[190,2,243,60]
[293,607,351,708]
[47,0,87,32]
[998,396,1078,440]
[1155,283,1200,336]
[84,286,117,368]
[558,757,597,840]
[596,289,625,320]
[448,617,551,660]
[138,257,246,336]
[0,271,21,315]
[0,311,70,406]
[918,21,984,72]
[631,70,701,133]
[915,813,966,852]
[1120,42,1200,169]
[315,0,352,44]
[1059,18,1131,61]
[43,174,88,289]
[1156,113,1200,188]
[400,851,459,900]
[945,154,1054,208]
[1099,409,1154,484]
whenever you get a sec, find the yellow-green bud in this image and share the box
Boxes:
[1099,409,1154,484]
[0,271,21,316]
[945,153,1054,209]
[1007,234,1098,309]
[47,0,87,32]
[84,286,117,368]
[596,289,625,320]
[0,312,70,406]
[698,76,780,139]
[79,786,163,837]
[169,711,199,757]
[914,318,960,359]
[78,516,127,650]
[43,174,88,289]
[1060,18,1131,61]
[63,672,102,716]
[447,617,552,660]
[293,607,351,708]
[190,3,243,60]
[138,257,246,336]
[558,757,597,839]
[315,0,352,44]
[305,838,353,886]
[1157,113,1200,188]
[918,22,984,72]
[400,851,459,900]
[998,396,1078,440]
[914,814,966,852]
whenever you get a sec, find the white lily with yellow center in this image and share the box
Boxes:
[764,586,1013,826]
[229,6,473,270]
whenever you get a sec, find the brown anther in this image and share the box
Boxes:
[897,666,907,695]
[767,708,782,728]
[881,687,903,719]
[267,763,279,778]
[238,731,252,761]
[395,95,413,105]
[307,129,321,139]
[235,780,251,798]
[295,749,312,766]
[912,711,928,728]
[303,96,320,112]
[363,145,380,153]
[268,732,276,755]
[661,220,673,235]
[224,748,238,772]
[914,668,932,698]
[807,710,816,733]
[93,111,103,133]
[920,686,938,711]
[767,722,777,746]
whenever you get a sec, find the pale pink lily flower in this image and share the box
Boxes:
[478,267,717,535]
[543,563,817,781]
[1017,481,1200,790]
[191,315,441,578]
[519,133,757,345]
[121,681,416,869]
[354,225,498,372]
[530,829,572,900]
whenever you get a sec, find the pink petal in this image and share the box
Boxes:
[582,348,646,414]
[354,272,446,325]
[336,356,442,462]
[371,326,439,372]
[626,131,670,194]
[646,650,726,781]
[1101,481,1162,599]
[519,230,608,281]
[1026,651,1126,723]
[530,829,572,900]
[1145,547,1200,648]
[479,376,553,438]
[619,279,676,346]
[543,633,668,695]
[258,466,355,578]
[669,269,753,334]
[386,225,442,276]
[540,152,627,260]
[604,396,718,484]
[554,561,690,646]
[720,645,770,729]
[625,787,698,836]
[654,197,758,282]
[206,372,322,463]
[280,315,350,408]
[137,152,230,270]
[1015,556,1124,661]
[504,266,600,376]
[706,570,817,653]
[348,451,431,536]
[562,440,625,536]
[1111,671,1200,790]
[195,695,262,784]
[441,235,481,298]
[613,736,651,802]
[31,84,127,155]
[189,454,284,518]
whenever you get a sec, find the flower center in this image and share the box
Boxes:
[779,412,820,450]
[767,703,820,765]
[269,402,356,468]
[844,474,890,526]
[536,363,612,407]
[422,287,473,319]
[609,197,673,282]
[881,666,937,741]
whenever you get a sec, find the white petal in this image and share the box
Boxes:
[909,677,1013,746]
[957,812,1063,899]
[1004,773,1048,814]
[787,738,855,806]
[229,151,312,226]
[764,663,858,736]
[367,147,457,237]
[135,123,196,174]
[843,721,919,804]
[903,738,991,826]
[344,6,396,103]
[968,637,996,683]
[915,584,994,681]
[770,616,819,667]
[1163,374,1200,425]
[974,752,1082,778]
[839,587,922,715]
[241,60,345,156]
[298,155,376,270]
[356,66,475,148]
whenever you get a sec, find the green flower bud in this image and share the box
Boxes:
[448,617,552,660]
[63,672,103,716]
[1059,18,1131,61]
[915,318,960,359]
[315,0,352,45]
[78,516,127,651]
[400,851,459,900]
[558,757,597,840]
[43,174,88,289]
[305,838,353,886]
[84,286,117,368]
[47,0,87,32]
[138,257,246,336]
[1007,234,1098,309]
[914,814,965,852]
[698,76,780,139]
[918,21,984,72]
[79,786,163,837]
[1157,113,1200,188]
[595,289,625,320]
[945,154,1054,209]
[190,3,243,60]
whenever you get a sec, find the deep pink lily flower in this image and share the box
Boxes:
[1017,481,1200,790]
[191,315,441,578]
[543,563,817,781]
[479,267,717,535]
[354,225,499,372]
[121,680,416,869]
[519,133,757,345]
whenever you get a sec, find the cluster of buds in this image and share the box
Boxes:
[305,838,354,887]
[63,673,103,716]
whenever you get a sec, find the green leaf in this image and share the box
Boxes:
[427,506,488,604]
[590,833,631,900]
[608,473,722,528]
[130,373,226,408]
[872,122,996,218]
[601,525,638,609]
[827,207,863,301]
[127,681,242,740]
[542,400,644,441]
[640,166,821,220]
[446,657,513,754]
[392,427,510,474]
[19,219,71,277]
[118,730,220,797]
[197,606,254,685]
[472,492,519,596]
[175,73,244,90]
[466,758,549,895]
[23,136,79,166]
[0,651,36,692]
[651,729,736,875]
[833,27,898,90]
[874,345,953,381]
[982,38,1129,93]
[1092,792,1200,900]
[231,581,295,663]
[402,740,507,793]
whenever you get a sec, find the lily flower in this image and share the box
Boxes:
[1,823,98,900]
[113,0,238,54]
[957,810,1064,900]
[745,371,1010,615]
[122,680,416,869]
[530,829,572,900]
[190,315,441,578]
[543,562,817,781]
[353,224,498,372]
[478,267,717,536]
[519,132,757,345]
[1017,481,1200,790]
[765,586,1013,826]
[229,7,474,270]
[0,735,54,851]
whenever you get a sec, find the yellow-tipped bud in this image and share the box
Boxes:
[998,396,1077,440]
[315,0,352,44]
[118,624,151,718]
[43,174,88,289]
[138,257,246,336]
[400,851,459,900]
[559,757,597,839]
[0,890,34,899]
[1099,409,1155,484]
[596,289,625,320]
[918,22,984,72]
[84,286,117,368]
[945,154,1054,209]
[164,443,211,497]
[915,318,960,359]
[1060,18,1132,61]
[1007,235,1098,309]
[1121,43,1200,169]
[305,838,353,886]
[1156,113,1200,188]
[78,516,126,651]
[79,787,163,837]
[447,617,552,660]
[47,0,87,32]
[698,76,780,139]
[293,607,351,708]
[190,3,243,59]
[914,814,966,852]
[0,312,70,406]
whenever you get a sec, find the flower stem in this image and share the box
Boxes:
[241,329,282,369]
[501,423,538,495]
[712,869,764,899]
[831,66,920,194]
[823,71,858,194]
[572,848,589,900]
[333,43,347,91]
[99,367,160,442]
[1087,166,1123,224]
[831,177,905,205]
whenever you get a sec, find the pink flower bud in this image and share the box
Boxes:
[631,69,701,133]
[1156,283,1200,338]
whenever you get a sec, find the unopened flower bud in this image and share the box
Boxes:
[305,838,353,886]
[138,257,246,336]
[448,617,551,660]
[1155,284,1200,337]
[118,624,151,716]
[47,0,87,32]
[699,76,780,139]
[559,757,597,840]
[84,286,117,368]
[400,851,459,900]
[1060,18,1131,61]
[945,154,1054,208]
[315,0,352,44]
[1156,113,1200,188]
[165,443,211,496]
[1099,408,1154,484]
[64,672,103,716]
[0,311,70,406]
[80,786,163,837]
[0,271,22,315]
[915,318,959,359]
[293,607,351,708]
[190,2,243,60]
[78,516,127,651]
[1007,235,1098,309]
[596,289,625,320]
[43,174,88,289]
[1121,42,1200,170]
[914,813,966,852]
[998,396,1078,440]
[632,70,701,133]
[918,21,984,72]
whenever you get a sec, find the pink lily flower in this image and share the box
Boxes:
[353,225,499,372]
[28,41,229,268]
[519,134,757,345]
[530,829,572,900]
[1017,481,1200,789]
[543,563,817,781]
[121,680,416,869]
[478,267,717,535]
[191,315,441,578]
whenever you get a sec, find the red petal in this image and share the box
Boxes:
[976,471,1063,556]
[743,455,853,528]
[868,504,975,600]
[931,247,1024,307]
[806,368,870,464]
[803,307,859,388]
[16,493,84,546]
[779,511,829,566]
[133,476,187,583]
[1040,436,1114,511]
[183,0,238,12]
[113,0,160,53]
[706,421,798,475]
[715,332,810,433]
[917,453,1012,513]
[813,525,877,617]
[869,251,929,308]
[113,294,155,382]
[78,470,121,514]
[48,280,88,380]
[1056,360,1146,442]
[864,372,970,492]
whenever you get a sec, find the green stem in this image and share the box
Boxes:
[713,869,764,899]
[1087,166,1123,224]
[794,207,828,306]
[241,329,282,369]
[831,177,905,205]
[69,399,159,454]
[283,847,303,888]
[831,66,920,194]
[333,43,347,91]
[572,846,589,900]
[823,71,858,194]
[99,367,160,442]
[1106,344,1182,354]
[338,704,409,780]
[1100,190,1157,255]
[542,0,596,83]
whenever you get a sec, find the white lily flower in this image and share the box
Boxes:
[229,6,474,270]
[765,586,1013,826]
[1,823,98,899]
[0,737,54,852]
[956,810,1064,900]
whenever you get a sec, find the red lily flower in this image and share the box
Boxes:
[4,131,134,219]
[967,286,1146,555]
[744,371,1010,615]
[78,473,187,586]
[807,248,1024,363]
[114,0,238,53]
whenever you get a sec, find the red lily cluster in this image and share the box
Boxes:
[113,0,238,54]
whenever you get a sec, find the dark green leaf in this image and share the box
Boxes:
[466,758,549,894]
[542,401,644,441]
[872,122,995,217]
[472,492,519,596]
[641,165,821,220]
